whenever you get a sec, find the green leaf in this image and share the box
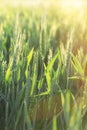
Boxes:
[5,68,11,82]
[24,100,32,130]
[17,68,20,81]
[30,64,37,96]
[61,91,71,127]
[46,53,58,72]
[15,101,24,127]
[52,115,57,130]
[25,48,34,78]
[38,77,44,90]
[27,48,34,65]
[45,72,51,92]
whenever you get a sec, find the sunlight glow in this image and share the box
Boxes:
[0,0,86,8]
[61,0,84,9]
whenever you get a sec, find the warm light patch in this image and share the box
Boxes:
[61,0,84,9]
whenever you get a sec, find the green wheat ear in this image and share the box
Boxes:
[65,29,74,89]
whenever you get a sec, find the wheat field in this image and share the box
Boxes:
[0,1,87,130]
